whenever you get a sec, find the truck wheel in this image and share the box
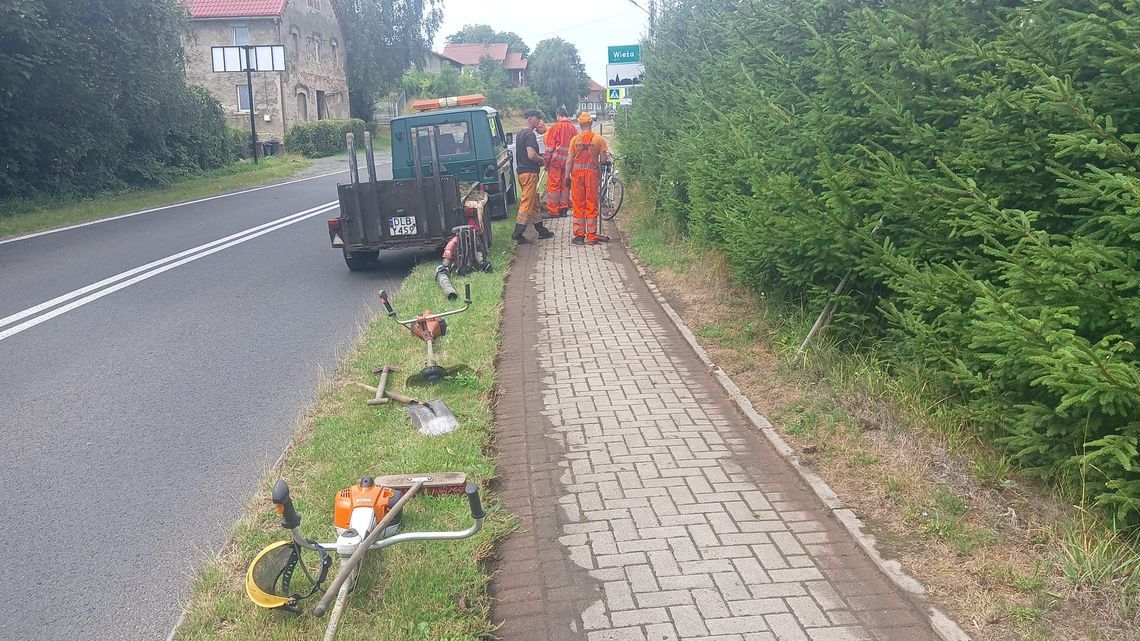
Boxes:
[343,249,378,271]
[505,172,518,205]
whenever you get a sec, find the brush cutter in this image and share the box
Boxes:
[379,284,472,383]
[246,473,483,641]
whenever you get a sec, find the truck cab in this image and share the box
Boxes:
[390,104,517,218]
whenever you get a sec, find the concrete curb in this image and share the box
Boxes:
[621,241,972,641]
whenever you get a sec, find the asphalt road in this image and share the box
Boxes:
[0,157,428,640]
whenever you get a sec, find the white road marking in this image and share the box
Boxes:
[0,160,389,246]
[0,202,339,342]
[0,200,338,331]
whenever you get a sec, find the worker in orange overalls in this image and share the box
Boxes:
[565,112,610,245]
[543,107,576,218]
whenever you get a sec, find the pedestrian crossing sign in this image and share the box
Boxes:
[607,88,623,103]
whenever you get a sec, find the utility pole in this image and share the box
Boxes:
[648,0,657,39]
[243,45,259,164]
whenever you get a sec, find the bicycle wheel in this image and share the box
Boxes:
[601,175,624,221]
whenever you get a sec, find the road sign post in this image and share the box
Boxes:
[244,47,257,163]
[211,44,286,164]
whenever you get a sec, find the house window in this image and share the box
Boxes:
[233,24,249,45]
[313,36,321,64]
[330,39,338,61]
[307,0,321,8]
[237,85,251,112]
[290,28,300,57]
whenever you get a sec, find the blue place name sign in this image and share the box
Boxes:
[608,45,641,64]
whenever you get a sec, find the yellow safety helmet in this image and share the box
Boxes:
[245,539,331,611]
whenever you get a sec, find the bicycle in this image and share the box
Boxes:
[599,156,625,221]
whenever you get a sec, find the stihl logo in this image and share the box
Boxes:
[355,498,373,504]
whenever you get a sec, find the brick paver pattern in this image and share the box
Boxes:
[492,217,939,641]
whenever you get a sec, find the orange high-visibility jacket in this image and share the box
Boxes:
[567,131,608,174]
[543,120,578,169]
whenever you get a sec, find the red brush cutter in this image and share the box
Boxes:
[378,284,471,383]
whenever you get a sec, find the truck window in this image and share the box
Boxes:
[413,122,472,159]
[491,116,506,146]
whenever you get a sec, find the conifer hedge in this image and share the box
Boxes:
[620,0,1140,530]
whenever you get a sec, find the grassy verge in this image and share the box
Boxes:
[176,219,516,641]
[618,184,1139,641]
[0,154,311,239]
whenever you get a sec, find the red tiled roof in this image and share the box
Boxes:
[441,43,509,66]
[186,0,287,18]
[504,52,528,70]
[586,78,605,91]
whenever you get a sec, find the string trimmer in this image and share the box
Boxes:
[245,473,483,641]
[379,284,472,384]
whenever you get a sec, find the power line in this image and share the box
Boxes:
[624,0,649,14]
[519,7,641,42]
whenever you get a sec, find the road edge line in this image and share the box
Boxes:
[0,204,337,342]
[619,234,973,641]
[0,200,338,330]
[0,159,386,246]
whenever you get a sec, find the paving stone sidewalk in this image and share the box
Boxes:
[491,217,942,641]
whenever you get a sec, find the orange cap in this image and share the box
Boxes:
[578,112,593,124]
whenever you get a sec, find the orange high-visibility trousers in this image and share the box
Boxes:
[546,164,570,215]
[571,169,600,242]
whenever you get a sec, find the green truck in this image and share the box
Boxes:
[327,99,514,271]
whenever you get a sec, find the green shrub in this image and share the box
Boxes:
[287,118,367,157]
[621,0,1140,532]
[0,0,235,199]
[230,127,252,160]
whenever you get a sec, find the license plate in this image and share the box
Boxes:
[388,216,417,236]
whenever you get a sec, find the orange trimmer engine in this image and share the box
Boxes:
[411,313,447,343]
[334,477,400,532]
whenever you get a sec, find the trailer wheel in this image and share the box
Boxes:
[487,191,508,220]
[479,210,493,250]
[343,249,378,271]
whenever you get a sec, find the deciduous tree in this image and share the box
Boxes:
[340,0,443,119]
[527,38,587,119]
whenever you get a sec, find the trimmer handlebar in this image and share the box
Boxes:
[309,482,485,556]
[380,286,473,326]
[379,289,396,318]
[465,483,484,520]
[272,479,301,530]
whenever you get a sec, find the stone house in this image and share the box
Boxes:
[183,0,350,141]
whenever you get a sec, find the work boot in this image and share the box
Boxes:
[571,236,585,246]
[534,223,554,239]
[511,223,531,244]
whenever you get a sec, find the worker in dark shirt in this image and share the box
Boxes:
[513,109,555,243]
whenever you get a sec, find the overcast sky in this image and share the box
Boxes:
[432,0,650,86]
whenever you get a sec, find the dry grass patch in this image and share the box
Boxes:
[618,184,1139,641]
